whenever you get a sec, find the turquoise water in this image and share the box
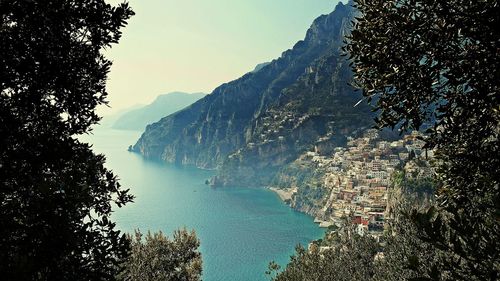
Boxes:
[82,128,324,281]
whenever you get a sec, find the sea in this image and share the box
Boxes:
[80,127,324,281]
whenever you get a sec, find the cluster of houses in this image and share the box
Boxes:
[237,108,435,240]
[305,129,433,238]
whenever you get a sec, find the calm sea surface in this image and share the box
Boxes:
[81,128,324,281]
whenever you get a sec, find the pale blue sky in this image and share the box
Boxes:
[103,0,341,115]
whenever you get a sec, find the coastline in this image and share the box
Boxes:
[268,186,296,202]
[269,186,334,229]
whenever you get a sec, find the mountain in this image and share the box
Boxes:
[251,62,271,73]
[97,104,145,128]
[216,43,374,186]
[132,1,374,189]
[112,92,206,131]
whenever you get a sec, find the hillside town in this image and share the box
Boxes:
[279,129,434,239]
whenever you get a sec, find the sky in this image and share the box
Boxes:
[102,0,341,115]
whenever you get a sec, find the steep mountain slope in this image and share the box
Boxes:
[216,43,373,187]
[133,2,357,169]
[112,92,205,131]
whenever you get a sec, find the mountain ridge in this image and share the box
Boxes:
[132,2,357,171]
[113,92,206,131]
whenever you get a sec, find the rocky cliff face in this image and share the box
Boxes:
[132,2,358,170]
[216,43,374,187]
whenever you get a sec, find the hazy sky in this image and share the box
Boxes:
[102,0,341,115]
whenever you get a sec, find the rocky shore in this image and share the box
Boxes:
[269,187,296,202]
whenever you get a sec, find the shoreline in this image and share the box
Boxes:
[268,186,296,202]
[269,186,334,229]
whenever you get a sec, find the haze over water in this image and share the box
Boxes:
[82,127,324,281]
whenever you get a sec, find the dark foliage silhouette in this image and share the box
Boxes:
[271,0,499,280]
[0,1,134,280]
[345,0,499,279]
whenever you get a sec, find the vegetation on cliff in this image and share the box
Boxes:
[217,42,374,187]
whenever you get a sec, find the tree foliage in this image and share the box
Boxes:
[268,224,379,281]
[273,1,499,279]
[0,0,134,280]
[119,229,202,281]
[376,189,444,281]
[344,0,499,280]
